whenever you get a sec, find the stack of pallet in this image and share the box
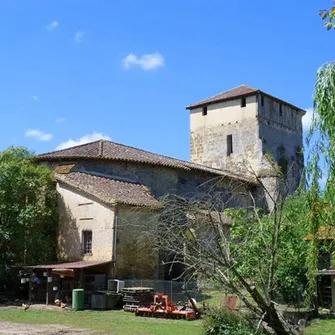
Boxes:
[122,287,154,312]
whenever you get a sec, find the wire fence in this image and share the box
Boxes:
[123,279,212,303]
[1,276,322,312]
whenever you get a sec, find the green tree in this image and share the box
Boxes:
[0,147,58,284]
[227,191,309,305]
[306,61,335,301]
[140,174,303,335]
[320,2,335,30]
[301,1,335,305]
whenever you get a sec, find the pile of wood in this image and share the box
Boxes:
[122,287,154,312]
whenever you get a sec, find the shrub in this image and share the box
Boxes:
[203,308,268,335]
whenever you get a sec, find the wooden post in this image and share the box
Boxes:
[46,270,50,305]
[332,275,335,314]
[79,268,84,289]
[28,270,32,303]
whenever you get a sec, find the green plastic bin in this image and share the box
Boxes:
[72,289,84,310]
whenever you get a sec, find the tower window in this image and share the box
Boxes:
[279,104,283,116]
[227,135,233,156]
[83,230,92,254]
[202,106,207,116]
[241,97,246,108]
[261,96,264,106]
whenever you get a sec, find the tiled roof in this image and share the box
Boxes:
[55,171,161,208]
[186,85,305,112]
[186,85,259,109]
[304,226,335,241]
[39,140,257,184]
[53,164,75,174]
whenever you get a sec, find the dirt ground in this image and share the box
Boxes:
[0,322,95,335]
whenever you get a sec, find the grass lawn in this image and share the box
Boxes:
[0,308,202,335]
[201,289,224,307]
[0,306,333,335]
[306,318,335,335]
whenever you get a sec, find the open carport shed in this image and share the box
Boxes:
[22,260,112,305]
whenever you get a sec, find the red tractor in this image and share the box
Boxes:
[135,294,197,320]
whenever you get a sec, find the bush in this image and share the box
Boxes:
[203,308,268,335]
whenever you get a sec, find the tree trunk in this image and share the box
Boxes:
[232,270,298,335]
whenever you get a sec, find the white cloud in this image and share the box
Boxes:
[55,132,111,150]
[46,20,59,31]
[55,117,66,123]
[25,129,53,141]
[302,107,315,131]
[31,95,39,102]
[123,52,165,70]
[74,31,84,43]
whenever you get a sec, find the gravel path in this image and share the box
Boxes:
[0,322,95,335]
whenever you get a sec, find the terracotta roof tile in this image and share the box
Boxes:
[186,84,305,113]
[55,172,161,208]
[39,140,257,185]
[53,164,75,174]
[186,85,259,109]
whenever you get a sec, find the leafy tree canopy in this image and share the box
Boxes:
[226,191,309,305]
[0,147,58,284]
[320,2,335,30]
[306,60,335,299]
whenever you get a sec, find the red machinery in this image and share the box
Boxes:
[135,294,197,320]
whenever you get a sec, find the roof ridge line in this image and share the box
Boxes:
[185,84,259,109]
[41,140,102,156]
[39,141,258,184]
[103,140,187,166]
[43,137,186,166]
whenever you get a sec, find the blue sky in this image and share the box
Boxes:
[0,0,333,160]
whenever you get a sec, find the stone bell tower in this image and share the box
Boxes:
[186,85,305,208]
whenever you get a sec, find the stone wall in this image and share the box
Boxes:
[114,207,161,280]
[42,158,255,279]
[259,121,303,193]
[258,94,304,194]
[190,95,257,128]
[189,93,305,208]
[57,182,115,263]
[75,161,178,200]
[56,179,161,279]
[257,94,303,133]
[69,160,251,209]
[191,118,262,173]
[190,95,260,173]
